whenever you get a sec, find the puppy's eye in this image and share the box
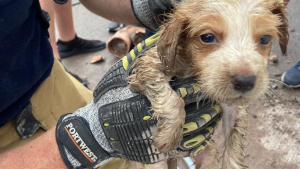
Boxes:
[260,35,271,45]
[200,34,217,43]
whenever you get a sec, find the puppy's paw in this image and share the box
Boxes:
[152,95,186,153]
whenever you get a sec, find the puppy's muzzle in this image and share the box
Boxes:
[231,75,256,92]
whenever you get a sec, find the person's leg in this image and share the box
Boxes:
[40,0,60,59]
[54,0,76,42]
[53,1,106,58]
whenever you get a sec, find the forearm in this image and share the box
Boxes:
[0,128,66,169]
[80,0,141,26]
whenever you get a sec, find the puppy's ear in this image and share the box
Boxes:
[271,2,289,56]
[157,14,188,73]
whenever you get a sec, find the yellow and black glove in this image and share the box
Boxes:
[56,77,221,168]
[98,77,222,163]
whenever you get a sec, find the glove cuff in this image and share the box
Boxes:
[56,115,112,169]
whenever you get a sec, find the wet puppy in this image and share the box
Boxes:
[129,0,289,168]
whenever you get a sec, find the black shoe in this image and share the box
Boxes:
[108,21,125,33]
[57,35,106,58]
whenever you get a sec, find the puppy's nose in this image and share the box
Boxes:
[231,75,256,92]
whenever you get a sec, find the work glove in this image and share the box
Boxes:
[131,0,181,30]
[56,79,221,169]
[55,36,222,169]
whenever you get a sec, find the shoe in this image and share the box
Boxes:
[57,35,106,58]
[281,61,300,88]
[108,21,125,33]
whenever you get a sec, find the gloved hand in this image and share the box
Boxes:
[56,35,222,169]
[131,0,181,30]
[56,78,221,169]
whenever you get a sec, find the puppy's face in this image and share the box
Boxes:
[158,0,289,105]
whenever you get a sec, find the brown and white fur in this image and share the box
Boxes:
[128,0,289,168]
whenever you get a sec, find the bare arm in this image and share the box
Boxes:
[0,128,67,169]
[80,0,141,26]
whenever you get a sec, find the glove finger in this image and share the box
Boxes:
[170,77,201,105]
[180,117,219,151]
[168,106,221,158]
[183,103,222,135]
[189,137,211,157]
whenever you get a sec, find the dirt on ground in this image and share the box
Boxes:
[243,89,300,169]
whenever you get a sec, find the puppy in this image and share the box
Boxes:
[128,0,289,168]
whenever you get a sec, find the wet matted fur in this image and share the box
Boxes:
[128,0,289,168]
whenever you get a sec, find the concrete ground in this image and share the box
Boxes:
[62,1,300,168]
